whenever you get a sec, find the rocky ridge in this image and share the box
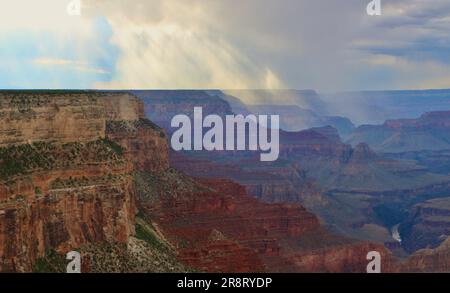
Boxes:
[0,91,167,272]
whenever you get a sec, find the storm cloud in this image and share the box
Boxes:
[1,0,449,91]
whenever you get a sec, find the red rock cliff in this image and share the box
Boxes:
[137,170,394,273]
[0,92,162,272]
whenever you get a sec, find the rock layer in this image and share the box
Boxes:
[0,91,164,272]
[137,170,394,273]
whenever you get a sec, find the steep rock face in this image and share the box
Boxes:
[98,94,145,122]
[400,197,450,253]
[106,120,169,173]
[399,237,450,272]
[136,170,393,273]
[0,92,144,147]
[281,239,394,273]
[0,93,106,147]
[169,151,327,211]
[0,176,135,272]
[100,92,170,173]
[168,124,448,255]
[347,111,450,153]
[0,140,135,272]
[279,127,447,192]
[0,91,156,272]
[348,143,379,164]
[279,127,352,160]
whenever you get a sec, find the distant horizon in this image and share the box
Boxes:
[1,88,450,94]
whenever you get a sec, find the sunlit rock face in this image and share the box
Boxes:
[0,91,169,272]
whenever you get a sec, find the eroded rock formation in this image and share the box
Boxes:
[0,92,168,272]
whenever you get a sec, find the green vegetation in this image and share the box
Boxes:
[135,118,164,133]
[0,140,125,180]
[101,138,124,156]
[0,142,55,178]
[0,90,138,111]
[31,216,196,273]
[106,119,166,138]
[50,174,128,189]
[32,250,67,273]
[133,169,207,204]
[135,217,169,253]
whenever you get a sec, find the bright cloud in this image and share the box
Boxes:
[92,0,285,89]
[33,57,109,74]
[95,21,283,89]
[0,0,449,91]
[0,0,116,88]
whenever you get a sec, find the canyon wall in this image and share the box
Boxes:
[400,197,450,253]
[136,170,394,273]
[0,92,104,147]
[399,237,450,272]
[0,91,166,272]
[2,90,448,273]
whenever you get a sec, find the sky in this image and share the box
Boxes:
[0,0,449,91]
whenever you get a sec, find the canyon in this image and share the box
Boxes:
[0,91,163,271]
[1,90,450,273]
[138,90,450,262]
[170,106,280,161]
[135,169,394,273]
[347,111,450,153]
